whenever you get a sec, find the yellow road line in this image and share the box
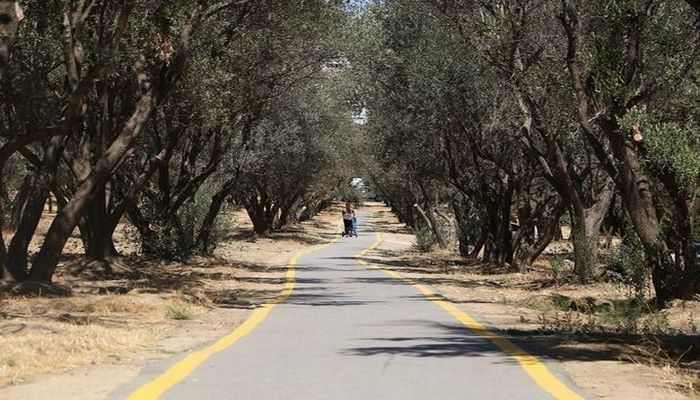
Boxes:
[357,232,583,400]
[127,235,341,400]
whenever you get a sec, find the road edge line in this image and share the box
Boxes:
[357,232,584,400]
[126,235,341,400]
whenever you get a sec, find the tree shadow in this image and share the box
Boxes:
[342,320,699,370]
[223,227,338,245]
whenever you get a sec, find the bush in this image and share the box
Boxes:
[139,181,234,259]
[165,301,194,320]
[549,254,572,283]
[599,299,672,335]
[413,227,435,252]
[607,228,649,298]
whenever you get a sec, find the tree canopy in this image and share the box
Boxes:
[0,0,698,303]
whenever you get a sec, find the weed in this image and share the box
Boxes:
[548,254,571,283]
[606,228,649,298]
[538,312,600,334]
[599,298,652,324]
[627,336,700,395]
[413,227,435,253]
[597,298,670,334]
[1,356,18,368]
[165,302,194,320]
[524,295,572,314]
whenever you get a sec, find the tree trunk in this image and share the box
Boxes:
[424,205,447,250]
[570,180,614,282]
[10,174,32,230]
[469,230,486,258]
[277,193,301,230]
[482,182,515,265]
[194,181,236,253]
[413,203,447,249]
[608,125,678,302]
[453,201,473,258]
[7,179,49,280]
[28,90,156,282]
[81,185,118,273]
[513,200,565,272]
[246,198,278,236]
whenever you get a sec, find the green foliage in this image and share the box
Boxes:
[549,254,571,284]
[524,295,572,314]
[607,228,649,299]
[165,301,195,320]
[599,298,653,325]
[413,227,435,253]
[2,0,699,303]
[618,107,700,186]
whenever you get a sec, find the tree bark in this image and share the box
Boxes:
[194,179,237,253]
[513,200,566,272]
[29,90,157,282]
[9,173,32,230]
[7,179,48,280]
[570,178,615,281]
[413,203,447,249]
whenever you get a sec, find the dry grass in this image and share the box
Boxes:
[1,294,165,317]
[0,293,176,385]
[625,336,700,395]
[0,317,166,386]
[0,325,159,385]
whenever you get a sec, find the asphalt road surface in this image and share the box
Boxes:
[118,213,585,400]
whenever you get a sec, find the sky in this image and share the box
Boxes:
[340,0,376,13]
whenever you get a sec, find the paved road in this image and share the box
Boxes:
[119,213,584,400]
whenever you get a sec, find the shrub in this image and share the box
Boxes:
[607,228,649,298]
[140,180,235,259]
[549,254,571,283]
[165,301,194,320]
[413,227,435,252]
[599,299,671,335]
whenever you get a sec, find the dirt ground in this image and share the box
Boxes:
[0,204,345,399]
[361,204,699,400]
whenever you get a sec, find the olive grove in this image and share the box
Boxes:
[349,0,700,303]
[0,0,358,289]
[0,0,698,304]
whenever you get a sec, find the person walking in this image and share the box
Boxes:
[342,203,356,237]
